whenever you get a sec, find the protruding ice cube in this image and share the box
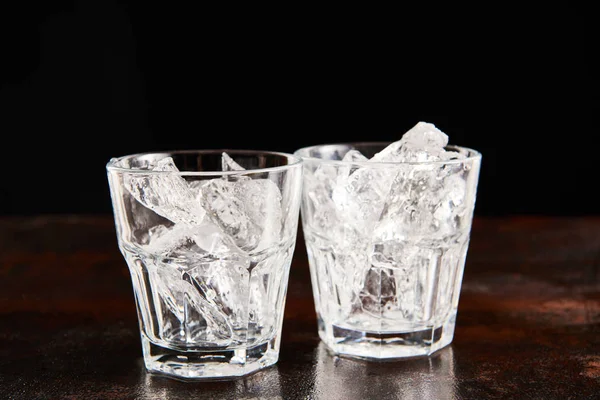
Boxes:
[222,152,245,172]
[342,150,368,163]
[372,122,462,162]
[369,123,471,243]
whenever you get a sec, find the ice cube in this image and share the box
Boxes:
[198,176,283,253]
[123,190,174,246]
[192,220,244,255]
[398,122,448,152]
[221,153,283,251]
[373,160,470,245]
[124,156,243,256]
[368,242,437,321]
[337,150,369,182]
[125,157,206,225]
[367,122,471,243]
[302,165,340,234]
[236,179,283,252]
[187,255,251,340]
[222,152,245,172]
[440,150,464,161]
[306,150,372,236]
[332,165,396,230]
[145,223,196,256]
[372,122,463,163]
[143,222,239,264]
[148,261,234,346]
[200,179,262,251]
[247,247,290,342]
[342,150,368,163]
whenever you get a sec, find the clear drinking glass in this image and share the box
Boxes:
[106,150,302,379]
[294,143,481,359]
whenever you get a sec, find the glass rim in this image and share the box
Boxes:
[294,141,481,167]
[106,149,302,176]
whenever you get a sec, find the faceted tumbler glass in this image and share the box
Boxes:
[106,150,302,379]
[294,143,481,359]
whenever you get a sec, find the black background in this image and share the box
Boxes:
[1,3,597,216]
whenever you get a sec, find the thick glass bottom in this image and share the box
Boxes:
[140,334,279,380]
[319,314,456,360]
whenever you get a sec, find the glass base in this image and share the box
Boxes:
[319,314,456,360]
[140,335,279,380]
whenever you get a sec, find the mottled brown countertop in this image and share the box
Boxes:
[1,215,599,399]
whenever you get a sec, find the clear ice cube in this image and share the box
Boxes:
[144,223,196,256]
[200,179,262,251]
[145,222,239,261]
[342,149,368,163]
[373,162,469,244]
[236,179,283,253]
[187,255,251,342]
[372,122,461,162]
[124,157,206,225]
[369,123,470,244]
[303,165,340,234]
[332,165,396,230]
[198,176,283,253]
[148,260,234,346]
[222,152,245,172]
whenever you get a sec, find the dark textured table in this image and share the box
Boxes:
[1,216,599,399]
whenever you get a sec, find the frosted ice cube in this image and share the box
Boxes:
[125,157,206,225]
